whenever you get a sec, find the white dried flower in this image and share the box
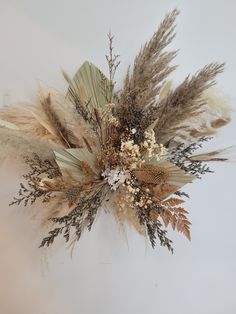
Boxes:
[102,168,130,191]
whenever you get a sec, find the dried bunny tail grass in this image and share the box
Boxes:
[0,128,57,164]
[40,94,74,148]
[152,62,224,144]
[39,88,98,150]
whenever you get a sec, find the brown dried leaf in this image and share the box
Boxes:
[149,209,159,222]
[162,197,184,207]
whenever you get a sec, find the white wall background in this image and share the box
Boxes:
[0,1,235,313]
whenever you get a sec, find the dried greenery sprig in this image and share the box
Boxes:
[105,32,120,102]
[168,137,214,178]
[40,184,107,247]
[10,154,60,206]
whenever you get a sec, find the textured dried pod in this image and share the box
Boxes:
[134,164,170,185]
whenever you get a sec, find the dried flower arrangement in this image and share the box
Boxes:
[0,9,234,252]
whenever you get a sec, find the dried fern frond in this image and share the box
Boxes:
[159,199,191,240]
[152,63,224,145]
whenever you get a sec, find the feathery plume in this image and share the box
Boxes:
[152,63,224,144]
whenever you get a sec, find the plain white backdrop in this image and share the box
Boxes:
[0,1,235,314]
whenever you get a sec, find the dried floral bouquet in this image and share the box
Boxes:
[0,9,233,252]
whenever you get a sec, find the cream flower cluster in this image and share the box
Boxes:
[120,139,141,170]
[142,129,167,159]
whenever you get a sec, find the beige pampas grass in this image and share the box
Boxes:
[0,102,62,144]
[171,88,232,144]
[117,9,179,140]
[122,9,178,109]
[153,63,225,144]
[0,128,57,164]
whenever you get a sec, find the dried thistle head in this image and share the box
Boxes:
[134,165,170,185]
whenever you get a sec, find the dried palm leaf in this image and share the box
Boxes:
[64,61,111,119]
[53,147,98,181]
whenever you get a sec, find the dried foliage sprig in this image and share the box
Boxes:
[168,137,214,178]
[10,154,60,206]
[105,32,120,102]
[1,9,234,253]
